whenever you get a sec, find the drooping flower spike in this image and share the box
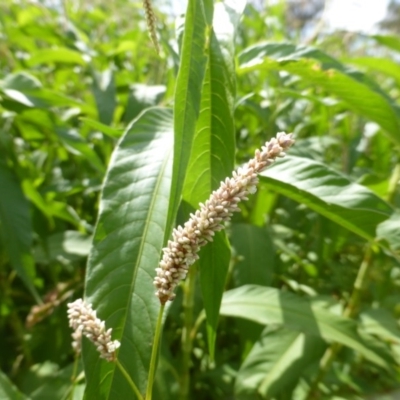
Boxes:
[154,132,295,304]
[67,298,120,362]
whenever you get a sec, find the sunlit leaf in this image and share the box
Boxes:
[235,327,325,399]
[220,285,389,368]
[260,155,393,241]
[83,107,173,399]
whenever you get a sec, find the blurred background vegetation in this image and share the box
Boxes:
[1,0,400,399]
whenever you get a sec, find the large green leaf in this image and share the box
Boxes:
[166,0,209,238]
[220,285,389,368]
[83,107,173,399]
[181,0,245,359]
[238,42,400,145]
[260,155,393,241]
[235,327,325,399]
[0,163,40,302]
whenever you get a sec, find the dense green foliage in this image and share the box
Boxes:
[1,0,400,399]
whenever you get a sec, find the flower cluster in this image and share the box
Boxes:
[154,132,295,304]
[143,0,159,53]
[67,298,120,362]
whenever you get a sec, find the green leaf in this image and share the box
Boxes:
[198,231,230,359]
[55,128,105,173]
[260,155,393,241]
[0,370,28,400]
[180,0,245,358]
[166,0,209,238]
[123,84,166,124]
[0,163,40,303]
[376,211,400,254]
[83,107,173,399]
[347,57,400,87]
[34,231,92,264]
[359,309,400,345]
[220,285,389,368]
[80,117,123,138]
[372,34,400,53]
[27,48,87,66]
[238,42,400,145]
[0,82,94,114]
[91,68,117,125]
[230,224,275,287]
[235,327,325,399]
[0,72,42,91]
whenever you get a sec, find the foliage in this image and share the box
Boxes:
[1,0,400,399]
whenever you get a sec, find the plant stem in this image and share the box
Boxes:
[305,245,374,400]
[179,265,197,400]
[145,303,165,400]
[116,359,144,400]
[67,356,79,400]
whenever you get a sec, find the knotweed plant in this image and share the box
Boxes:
[67,132,294,400]
[154,132,295,304]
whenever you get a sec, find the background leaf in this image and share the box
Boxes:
[235,327,325,399]
[0,370,29,400]
[238,42,400,145]
[220,285,390,368]
[230,223,275,287]
[0,163,40,302]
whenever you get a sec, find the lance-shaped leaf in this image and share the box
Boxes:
[220,285,390,368]
[166,0,209,238]
[260,155,393,241]
[235,327,325,399]
[182,0,246,358]
[238,42,400,145]
[83,107,173,399]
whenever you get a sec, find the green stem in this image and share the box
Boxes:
[179,265,197,400]
[116,359,144,400]
[305,245,374,400]
[67,356,80,400]
[145,303,165,400]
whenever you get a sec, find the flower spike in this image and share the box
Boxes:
[154,132,295,304]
